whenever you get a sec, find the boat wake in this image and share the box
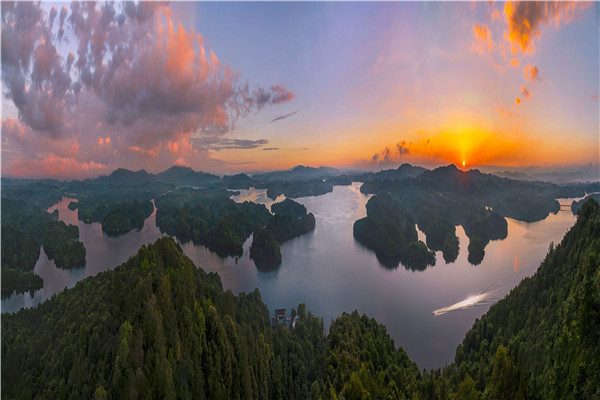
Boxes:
[432,261,541,316]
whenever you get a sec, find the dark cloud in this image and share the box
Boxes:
[521,86,530,98]
[270,111,297,123]
[193,137,269,151]
[371,140,411,165]
[263,147,279,151]
[505,1,588,54]
[230,161,257,165]
[397,141,410,155]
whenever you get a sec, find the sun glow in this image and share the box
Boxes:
[462,161,466,167]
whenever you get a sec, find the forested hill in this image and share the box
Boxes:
[436,197,600,399]
[2,200,599,399]
[1,237,420,399]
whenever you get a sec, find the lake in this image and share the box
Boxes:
[1,183,579,369]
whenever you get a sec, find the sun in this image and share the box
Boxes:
[462,161,466,167]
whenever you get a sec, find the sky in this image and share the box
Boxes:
[1,1,598,179]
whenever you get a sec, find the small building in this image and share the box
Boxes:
[272,308,288,329]
[275,308,286,320]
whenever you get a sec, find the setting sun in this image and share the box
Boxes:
[462,161,466,167]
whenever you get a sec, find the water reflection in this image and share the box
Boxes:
[230,187,285,210]
[1,183,580,370]
[1,198,164,313]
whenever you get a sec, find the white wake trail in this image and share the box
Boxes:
[432,261,541,317]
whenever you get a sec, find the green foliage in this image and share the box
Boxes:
[462,207,507,244]
[354,192,436,270]
[442,232,459,263]
[1,225,39,271]
[250,199,315,269]
[1,180,64,209]
[271,198,307,218]
[100,201,154,235]
[357,164,577,264]
[445,198,600,399]
[467,235,485,266]
[71,198,154,234]
[264,213,316,244]
[1,198,86,294]
[451,374,478,400]
[265,177,352,200]
[2,237,420,399]
[571,193,600,214]
[325,311,420,399]
[250,229,282,270]
[156,190,272,257]
[3,199,600,398]
[1,268,43,297]
[400,240,436,271]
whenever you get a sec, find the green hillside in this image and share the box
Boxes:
[2,200,599,399]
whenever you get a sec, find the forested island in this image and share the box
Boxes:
[155,188,272,257]
[250,199,316,269]
[353,192,435,270]
[70,199,154,235]
[1,164,597,292]
[572,192,600,214]
[355,164,583,267]
[1,198,86,296]
[3,199,599,398]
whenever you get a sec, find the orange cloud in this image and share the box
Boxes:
[1,118,27,142]
[129,146,159,158]
[371,140,411,164]
[167,136,194,154]
[370,130,522,168]
[492,9,501,20]
[6,156,106,179]
[524,64,540,81]
[504,1,589,54]
[473,24,494,53]
[496,107,516,119]
[515,97,521,104]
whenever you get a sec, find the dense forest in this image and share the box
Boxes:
[250,199,316,269]
[262,176,353,200]
[356,165,568,266]
[437,198,600,399]
[353,192,435,270]
[155,188,272,257]
[2,199,599,398]
[1,198,86,296]
[572,192,600,214]
[70,200,154,235]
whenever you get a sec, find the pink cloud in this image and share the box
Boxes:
[129,146,159,158]
[5,156,106,179]
[1,2,294,178]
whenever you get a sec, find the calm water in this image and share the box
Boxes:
[1,183,578,369]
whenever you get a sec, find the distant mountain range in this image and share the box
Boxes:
[91,166,221,187]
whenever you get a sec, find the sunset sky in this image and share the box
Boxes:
[2,1,598,179]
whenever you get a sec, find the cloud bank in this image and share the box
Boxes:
[1,2,293,178]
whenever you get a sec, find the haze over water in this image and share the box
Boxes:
[1,183,579,369]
